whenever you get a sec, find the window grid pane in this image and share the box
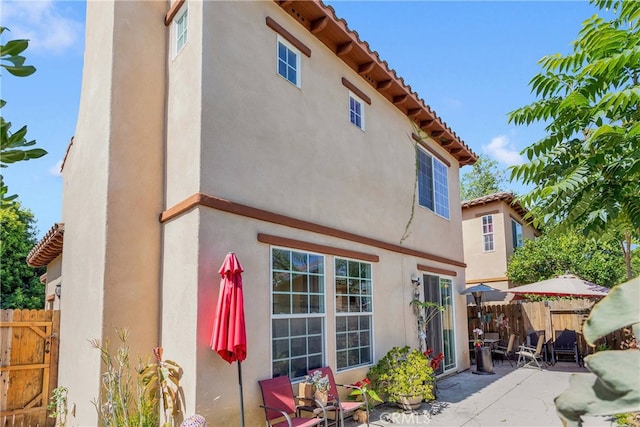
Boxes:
[272,248,325,379]
[433,160,449,218]
[482,215,494,251]
[349,95,363,129]
[277,41,298,86]
[335,258,373,371]
[176,9,188,52]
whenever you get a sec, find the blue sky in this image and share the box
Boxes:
[2,1,602,238]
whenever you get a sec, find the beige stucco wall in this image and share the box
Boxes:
[59,1,166,425]
[44,256,62,310]
[61,1,472,425]
[462,201,538,290]
[159,2,470,425]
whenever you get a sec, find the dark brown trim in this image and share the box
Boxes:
[46,294,55,302]
[165,0,185,26]
[258,233,379,262]
[341,78,371,105]
[509,214,523,224]
[466,277,508,285]
[160,193,466,268]
[266,16,312,57]
[417,264,457,277]
[412,133,452,168]
[474,210,499,218]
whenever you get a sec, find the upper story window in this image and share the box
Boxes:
[174,4,188,55]
[512,219,523,249]
[417,148,450,219]
[277,36,300,87]
[482,215,494,252]
[349,92,365,130]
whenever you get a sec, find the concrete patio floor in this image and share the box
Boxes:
[343,361,614,427]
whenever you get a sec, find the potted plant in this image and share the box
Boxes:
[368,346,435,410]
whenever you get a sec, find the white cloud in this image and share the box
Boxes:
[49,160,63,177]
[482,135,524,166]
[2,0,82,55]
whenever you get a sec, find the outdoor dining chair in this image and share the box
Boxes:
[492,334,516,366]
[516,334,547,369]
[551,329,582,366]
[307,367,369,427]
[258,376,328,427]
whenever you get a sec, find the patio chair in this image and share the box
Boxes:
[258,376,328,427]
[552,329,582,366]
[308,367,369,427]
[492,334,516,366]
[516,334,547,369]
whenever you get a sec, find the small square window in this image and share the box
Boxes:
[174,5,188,54]
[349,92,365,130]
[277,37,300,87]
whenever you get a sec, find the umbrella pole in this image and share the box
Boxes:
[238,361,245,427]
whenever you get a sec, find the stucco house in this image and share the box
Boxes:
[28,1,479,425]
[461,192,540,296]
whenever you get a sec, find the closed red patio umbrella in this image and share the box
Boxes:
[211,252,247,426]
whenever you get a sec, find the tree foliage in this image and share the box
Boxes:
[506,231,638,287]
[0,201,44,308]
[460,154,508,201]
[1,27,46,207]
[508,0,640,238]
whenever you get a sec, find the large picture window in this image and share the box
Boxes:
[335,258,373,371]
[271,248,325,379]
[417,148,450,219]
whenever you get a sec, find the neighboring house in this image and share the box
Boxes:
[29,1,477,425]
[461,192,540,295]
[26,222,64,310]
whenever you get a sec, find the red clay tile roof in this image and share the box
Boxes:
[275,0,478,166]
[461,191,529,218]
[27,223,64,267]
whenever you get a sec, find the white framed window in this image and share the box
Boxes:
[277,36,300,87]
[335,258,373,371]
[349,92,365,130]
[271,247,325,379]
[174,3,188,55]
[417,148,450,219]
[512,219,523,249]
[482,215,494,252]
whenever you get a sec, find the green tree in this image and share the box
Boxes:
[506,231,638,288]
[1,27,47,207]
[508,1,640,243]
[0,201,45,308]
[460,154,508,201]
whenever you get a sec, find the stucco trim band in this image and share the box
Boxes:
[266,16,312,57]
[160,192,467,268]
[465,277,509,285]
[417,264,457,277]
[341,77,371,105]
[258,233,379,262]
[165,0,185,26]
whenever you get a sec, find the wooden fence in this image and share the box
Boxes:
[0,310,60,427]
[466,300,626,357]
